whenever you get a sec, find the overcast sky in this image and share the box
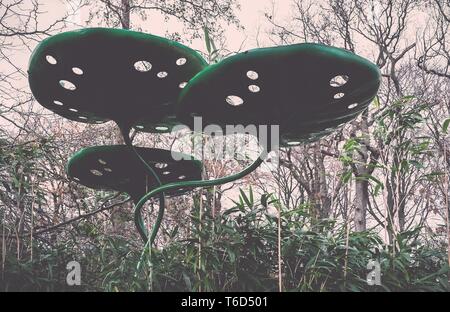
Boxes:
[43,0,290,50]
[4,0,294,94]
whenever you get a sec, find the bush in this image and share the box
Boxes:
[1,190,448,292]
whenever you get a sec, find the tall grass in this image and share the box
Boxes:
[1,190,448,292]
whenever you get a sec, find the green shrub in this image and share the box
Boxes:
[1,190,448,292]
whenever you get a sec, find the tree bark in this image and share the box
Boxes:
[353,111,371,232]
[354,179,368,231]
[121,0,131,29]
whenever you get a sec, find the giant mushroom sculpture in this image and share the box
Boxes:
[28,28,206,243]
[28,28,381,244]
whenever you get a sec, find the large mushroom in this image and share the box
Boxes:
[176,43,381,149]
[28,28,207,133]
[66,145,202,200]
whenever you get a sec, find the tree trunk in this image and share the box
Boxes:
[385,178,395,245]
[353,110,371,232]
[354,179,368,231]
[121,0,131,29]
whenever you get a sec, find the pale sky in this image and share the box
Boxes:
[8,0,290,87]
[13,0,428,84]
[40,0,289,51]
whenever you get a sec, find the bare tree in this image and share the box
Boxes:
[263,0,450,242]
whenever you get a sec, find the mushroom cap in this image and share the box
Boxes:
[176,43,381,147]
[28,28,207,133]
[66,145,202,199]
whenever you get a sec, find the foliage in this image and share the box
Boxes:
[2,190,448,292]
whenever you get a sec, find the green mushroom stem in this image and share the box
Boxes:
[119,124,163,186]
[119,124,165,245]
[133,151,267,245]
[120,122,267,246]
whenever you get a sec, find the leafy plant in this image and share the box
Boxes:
[3,190,447,292]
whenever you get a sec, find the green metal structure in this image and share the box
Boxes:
[28,28,207,133]
[66,146,202,199]
[28,28,381,245]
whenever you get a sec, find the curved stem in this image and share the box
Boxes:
[119,124,165,244]
[134,152,267,244]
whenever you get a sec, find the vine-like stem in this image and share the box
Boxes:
[120,121,267,247]
[119,124,165,246]
[134,152,267,244]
